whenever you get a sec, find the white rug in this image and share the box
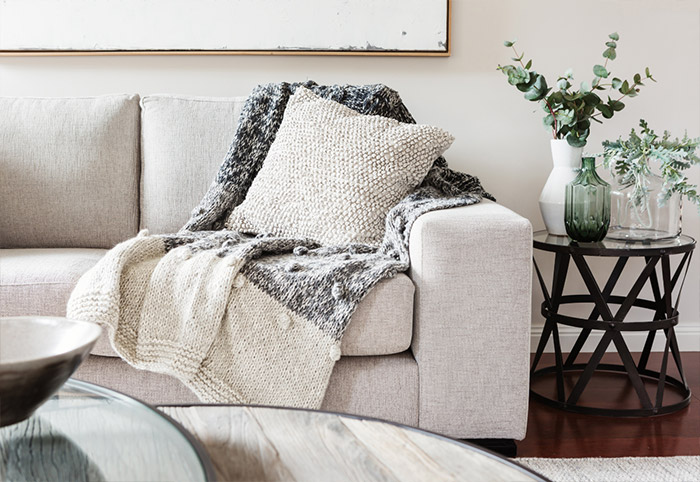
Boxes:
[517,456,700,482]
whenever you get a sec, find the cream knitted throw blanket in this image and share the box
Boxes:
[67,81,492,408]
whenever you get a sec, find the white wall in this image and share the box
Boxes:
[1,0,699,351]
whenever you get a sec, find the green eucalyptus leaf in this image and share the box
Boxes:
[597,104,614,118]
[557,78,570,90]
[504,40,514,47]
[525,59,532,69]
[564,68,574,79]
[555,109,576,126]
[634,73,641,84]
[507,66,530,85]
[563,92,583,102]
[580,81,591,93]
[609,32,620,41]
[543,114,555,128]
[516,72,538,92]
[603,47,617,60]
[593,65,609,78]
[620,80,630,94]
[523,74,548,101]
[583,92,601,106]
[645,67,652,78]
[611,77,623,89]
[609,99,625,111]
[605,41,617,48]
[566,130,588,147]
[577,119,591,131]
[549,91,564,104]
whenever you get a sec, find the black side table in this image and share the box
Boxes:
[531,230,695,417]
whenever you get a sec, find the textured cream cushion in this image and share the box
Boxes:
[226,87,454,245]
[140,95,247,234]
[0,248,413,357]
[0,95,140,248]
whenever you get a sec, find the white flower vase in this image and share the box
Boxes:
[539,139,583,236]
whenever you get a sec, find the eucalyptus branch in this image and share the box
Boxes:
[498,32,653,147]
[602,120,700,209]
[511,46,526,69]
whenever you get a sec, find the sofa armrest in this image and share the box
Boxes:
[409,199,532,440]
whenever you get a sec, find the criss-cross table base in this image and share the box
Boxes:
[531,231,695,417]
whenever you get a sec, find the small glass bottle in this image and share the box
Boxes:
[565,157,611,242]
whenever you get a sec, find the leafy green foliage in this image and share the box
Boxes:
[602,120,700,208]
[497,33,655,147]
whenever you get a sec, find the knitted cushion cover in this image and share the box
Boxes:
[225,87,454,245]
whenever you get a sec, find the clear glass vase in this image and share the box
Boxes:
[564,157,611,242]
[607,173,682,241]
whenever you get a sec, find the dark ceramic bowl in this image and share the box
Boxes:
[0,317,101,427]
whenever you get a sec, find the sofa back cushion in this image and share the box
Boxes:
[140,94,246,234]
[0,94,140,248]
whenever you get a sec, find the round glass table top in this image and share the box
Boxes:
[533,230,696,256]
[0,379,215,482]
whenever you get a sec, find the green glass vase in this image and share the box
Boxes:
[565,157,611,242]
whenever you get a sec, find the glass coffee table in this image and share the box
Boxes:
[1,379,546,481]
[160,404,547,481]
[0,379,215,481]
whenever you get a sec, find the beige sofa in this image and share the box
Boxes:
[0,94,532,442]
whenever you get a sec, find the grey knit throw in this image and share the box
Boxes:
[179,81,492,341]
[67,81,492,406]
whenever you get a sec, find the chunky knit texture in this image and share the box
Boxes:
[226,87,455,245]
[67,82,491,407]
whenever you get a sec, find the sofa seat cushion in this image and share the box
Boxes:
[0,249,414,357]
[0,248,108,317]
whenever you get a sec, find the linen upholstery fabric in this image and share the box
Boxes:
[0,95,140,248]
[409,200,532,440]
[74,352,419,426]
[0,248,413,357]
[0,248,107,317]
[140,95,247,234]
[226,87,455,245]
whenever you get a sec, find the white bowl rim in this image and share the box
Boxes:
[0,316,102,368]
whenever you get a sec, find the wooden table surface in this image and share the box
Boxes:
[160,405,542,482]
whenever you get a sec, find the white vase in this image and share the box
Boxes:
[539,139,583,236]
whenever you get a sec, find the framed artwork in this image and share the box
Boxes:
[0,0,450,56]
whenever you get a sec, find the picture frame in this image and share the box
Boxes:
[0,0,451,57]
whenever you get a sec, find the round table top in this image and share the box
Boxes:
[533,230,696,256]
[159,404,546,482]
[0,379,214,481]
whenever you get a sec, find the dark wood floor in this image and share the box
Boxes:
[517,352,700,458]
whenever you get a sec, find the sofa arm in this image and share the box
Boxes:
[409,199,532,440]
